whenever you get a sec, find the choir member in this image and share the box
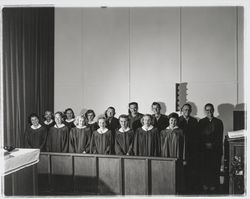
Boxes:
[198,103,224,193]
[42,110,55,130]
[90,117,113,154]
[105,106,120,140]
[151,102,169,132]
[85,109,98,134]
[115,114,134,155]
[46,111,69,152]
[69,115,91,153]
[63,108,76,129]
[160,113,185,159]
[133,114,159,156]
[178,103,199,194]
[24,113,47,151]
[128,102,143,131]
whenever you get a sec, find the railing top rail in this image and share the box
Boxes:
[40,152,178,161]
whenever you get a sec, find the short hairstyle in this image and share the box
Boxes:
[64,108,75,119]
[128,102,138,115]
[168,112,179,122]
[85,109,96,119]
[181,103,192,111]
[54,111,64,120]
[74,115,87,126]
[97,116,107,125]
[118,114,129,122]
[28,113,39,125]
[204,103,214,111]
[44,110,54,120]
[105,106,116,118]
[140,114,153,125]
[151,102,161,109]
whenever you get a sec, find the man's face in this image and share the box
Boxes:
[152,105,161,115]
[205,105,214,118]
[182,105,191,118]
[129,104,138,115]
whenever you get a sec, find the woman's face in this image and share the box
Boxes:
[44,111,52,121]
[66,110,73,120]
[31,116,39,126]
[143,116,151,127]
[98,119,106,128]
[87,112,95,122]
[78,117,85,126]
[55,113,62,124]
[169,117,177,128]
[119,117,128,129]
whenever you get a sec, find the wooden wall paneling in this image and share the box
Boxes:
[98,157,121,195]
[151,160,176,194]
[50,155,73,194]
[37,154,50,194]
[124,158,147,195]
[73,156,97,194]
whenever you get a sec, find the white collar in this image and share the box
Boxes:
[44,120,53,125]
[166,126,179,130]
[31,124,42,130]
[88,120,96,124]
[66,118,75,123]
[97,128,108,134]
[76,125,87,129]
[119,127,130,132]
[142,125,154,131]
[54,123,65,128]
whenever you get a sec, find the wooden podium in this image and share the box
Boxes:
[2,148,40,196]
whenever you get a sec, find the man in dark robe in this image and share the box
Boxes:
[178,103,199,194]
[198,103,224,194]
[128,102,143,131]
[151,102,169,133]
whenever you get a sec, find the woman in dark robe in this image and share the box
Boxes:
[69,115,91,153]
[90,117,113,154]
[133,114,159,157]
[85,109,98,134]
[46,111,69,152]
[42,110,55,130]
[63,108,76,129]
[115,114,134,155]
[25,113,47,151]
[160,112,185,159]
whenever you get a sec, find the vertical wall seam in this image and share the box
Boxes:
[236,7,239,105]
[128,8,131,102]
[180,7,182,83]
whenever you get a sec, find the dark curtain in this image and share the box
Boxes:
[3,7,54,147]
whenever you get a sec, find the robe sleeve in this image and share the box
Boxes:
[62,128,69,153]
[40,128,48,151]
[90,133,97,154]
[46,131,51,152]
[127,132,134,155]
[105,131,113,155]
[114,135,124,155]
[132,130,139,156]
[68,129,75,153]
[80,129,91,153]
[24,129,31,148]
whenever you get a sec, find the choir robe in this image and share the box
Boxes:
[90,129,113,154]
[42,120,56,131]
[63,120,76,130]
[152,114,169,133]
[25,125,47,151]
[69,127,91,153]
[46,125,69,152]
[115,129,134,155]
[133,127,159,156]
[160,127,185,159]
[128,113,143,131]
[198,117,224,187]
[106,117,120,137]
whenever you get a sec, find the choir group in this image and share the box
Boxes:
[24,102,224,194]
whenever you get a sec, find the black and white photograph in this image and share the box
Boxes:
[0,0,249,197]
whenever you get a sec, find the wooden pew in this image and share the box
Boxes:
[37,152,181,195]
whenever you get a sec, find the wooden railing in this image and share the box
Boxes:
[38,152,183,195]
